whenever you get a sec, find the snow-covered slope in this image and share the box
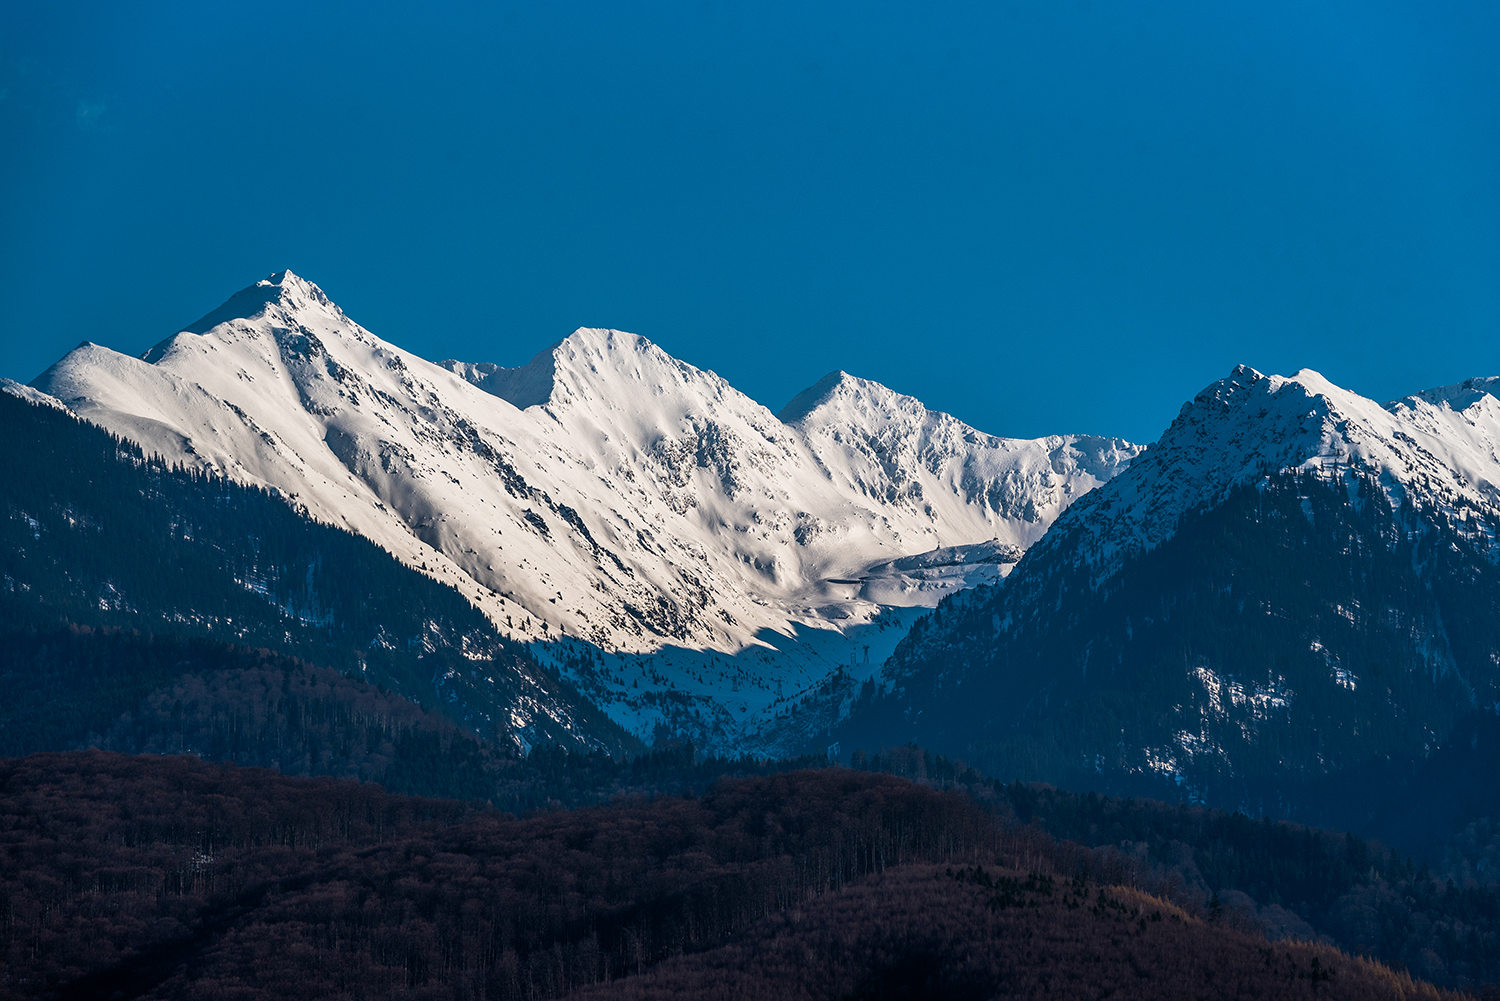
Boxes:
[29,271,1139,749]
[1024,364,1500,587]
[782,371,1136,600]
[784,371,1134,544]
[837,363,1500,810]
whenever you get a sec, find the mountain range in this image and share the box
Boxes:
[10,270,1500,847]
[9,270,1500,995]
[19,270,1138,752]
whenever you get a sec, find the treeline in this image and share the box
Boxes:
[853,743,1500,990]
[0,624,822,812]
[0,388,629,754]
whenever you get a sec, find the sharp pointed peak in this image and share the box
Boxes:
[1195,365,1345,408]
[778,370,920,425]
[1206,364,1278,395]
[175,269,336,337]
[253,268,328,299]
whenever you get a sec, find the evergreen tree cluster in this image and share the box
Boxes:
[0,624,822,813]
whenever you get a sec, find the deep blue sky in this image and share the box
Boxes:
[2,1,1496,443]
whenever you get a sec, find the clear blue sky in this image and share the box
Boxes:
[2,1,1496,443]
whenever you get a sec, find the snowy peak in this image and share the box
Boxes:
[136,270,348,368]
[1027,364,1500,586]
[443,327,738,417]
[783,368,1142,551]
[1394,376,1500,414]
[853,368,1500,827]
[179,270,331,336]
[539,327,735,415]
[778,370,935,430]
[444,327,811,524]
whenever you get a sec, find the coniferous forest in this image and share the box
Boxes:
[0,390,630,755]
[839,467,1500,820]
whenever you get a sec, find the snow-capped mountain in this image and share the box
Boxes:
[28,271,1138,750]
[0,385,631,755]
[783,370,1133,543]
[837,364,1500,817]
[1019,364,1500,589]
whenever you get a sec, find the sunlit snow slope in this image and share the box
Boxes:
[31,271,1139,749]
[1018,364,1500,588]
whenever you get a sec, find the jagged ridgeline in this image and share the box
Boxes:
[0,388,632,754]
[840,467,1500,825]
[833,365,1500,842]
[26,270,1141,753]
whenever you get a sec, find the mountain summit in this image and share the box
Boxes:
[837,363,1500,819]
[1018,363,1500,587]
[29,272,1140,750]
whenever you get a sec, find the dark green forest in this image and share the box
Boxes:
[0,624,825,813]
[0,390,629,754]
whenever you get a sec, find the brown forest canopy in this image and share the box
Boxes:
[0,752,1480,1000]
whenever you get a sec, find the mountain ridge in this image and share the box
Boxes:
[1010,363,1500,590]
[24,270,1140,751]
[834,362,1500,833]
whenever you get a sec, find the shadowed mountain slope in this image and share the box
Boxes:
[0,386,629,754]
[836,366,1500,831]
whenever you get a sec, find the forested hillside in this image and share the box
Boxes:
[0,754,994,999]
[0,389,628,754]
[575,864,1451,1001]
[0,625,827,812]
[0,753,1471,1001]
[853,745,1500,988]
[840,470,1500,822]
